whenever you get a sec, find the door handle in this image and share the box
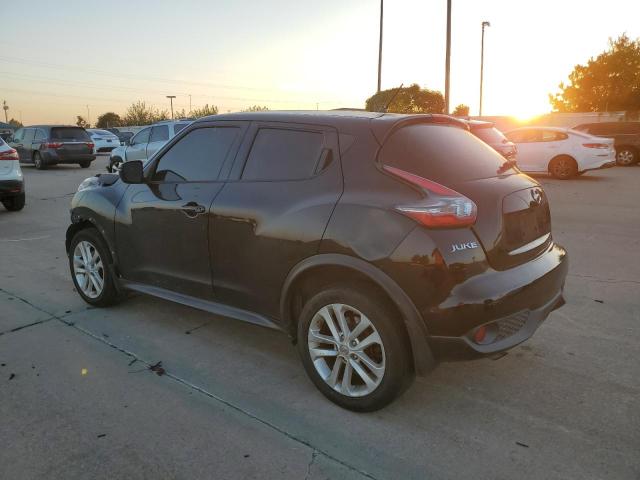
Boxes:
[181,202,206,216]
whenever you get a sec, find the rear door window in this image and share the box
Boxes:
[131,128,150,145]
[34,129,46,141]
[51,127,90,141]
[174,123,189,135]
[150,125,170,142]
[152,127,240,182]
[23,129,35,144]
[241,128,324,181]
[541,130,567,142]
[379,124,514,184]
[13,129,24,141]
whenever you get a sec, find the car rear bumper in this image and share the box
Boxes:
[0,179,25,197]
[41,151,96,164]
[425,242,569,358]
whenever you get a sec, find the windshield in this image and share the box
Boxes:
[379,124,517,184]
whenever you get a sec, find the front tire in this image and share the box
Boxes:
[108,156,123,173]
[79,160,91,168]
[68,228,119,307]
[297,284,412,412]
[33,152,46,170]
[616,147,637,166]
[549,155,578,179]
[2,193,25,211]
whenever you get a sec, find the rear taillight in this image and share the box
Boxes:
[582,143,609,149]
[44,142,63,149]
[383,165,477,228]
[87,142,94,149]
[0,148,19,161]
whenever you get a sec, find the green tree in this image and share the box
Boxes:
[96,112,122,128]
[242,105,269,112]
[122,101,169,126]
[8,118,22,128]
[365,84,445,114]
[452,104,470,116]
[190,104,219,118]
[549,34,640,112]
[76,116,90,128]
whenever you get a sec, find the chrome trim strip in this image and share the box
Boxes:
[508,233,551,256]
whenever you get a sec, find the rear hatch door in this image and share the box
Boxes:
[50,127,93,157]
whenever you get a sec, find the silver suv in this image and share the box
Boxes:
[108,120,191,172]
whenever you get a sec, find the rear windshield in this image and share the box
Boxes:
[379,124,515,184]
[50,127,90,141]
[472,126,508,144]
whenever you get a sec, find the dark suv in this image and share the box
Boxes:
[9,125,95,169]
[66,111,568,411]
[573,121,640,166]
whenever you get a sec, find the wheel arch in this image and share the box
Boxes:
[280,254,436,376]
[548,154,578,174]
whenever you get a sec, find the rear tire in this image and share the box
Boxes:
[549,155,578,179]
[297,283,412,412]
[68,228,120,307]
[79,160,91,168]
[616,147,637,166]
[2,193,25,211]
[33,151,46,170]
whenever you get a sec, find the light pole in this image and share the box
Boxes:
[444,0,452,114]
[166,95,176,119]
[86,105,90,126]
[479,21,490,116]
[188,94,192,114]
[2,100,8,123]
[377,0,383,92]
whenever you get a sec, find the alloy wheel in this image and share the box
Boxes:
[73,240,105,298]
[307,303,386,397]
[552,158,572,178]
[617,149,635,166]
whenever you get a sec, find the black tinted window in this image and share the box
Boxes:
[153,127,239,182]
[242,128,324,181]
[380,124,514,184]
[132,128,150,144]
[174,123,189,134]
[50,127,89,141]
[150,125,169,142]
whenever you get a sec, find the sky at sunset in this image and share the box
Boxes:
[2,0,639,125]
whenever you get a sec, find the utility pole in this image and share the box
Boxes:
[377,0,384,92]
[479,21,490,116]
[2,100,8,123]
[189,94,192,114]
[444,0,452,114]
[166,95,176,119]
[86,105,90,126]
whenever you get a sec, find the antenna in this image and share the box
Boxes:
[380,83,404,113]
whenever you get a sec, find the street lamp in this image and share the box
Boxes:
[444,0,452,114]
[377,0,383,92]
[479,21,490,116]
[166,95,176,119]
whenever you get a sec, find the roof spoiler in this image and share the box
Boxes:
[371,114,470,145]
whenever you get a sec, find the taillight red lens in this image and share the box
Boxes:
[383,165,478,228]
[44,142,63,149]
[582,143,609,149]
[0,148,19,161]
[87,142,94,149]
[473,326,487,343]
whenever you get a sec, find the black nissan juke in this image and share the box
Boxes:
[66,111,568,411]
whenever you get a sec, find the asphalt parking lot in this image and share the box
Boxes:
[1,156,639,480]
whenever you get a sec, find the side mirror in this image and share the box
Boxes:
[120,160,144,184]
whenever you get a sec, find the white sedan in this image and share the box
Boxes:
[86,129,120,154]
[504,127,616,179]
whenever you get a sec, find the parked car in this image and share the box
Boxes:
[466,120,517,160]
[0,137,25,211]
[106,128,134,146]
[66,111,568,411]
[0,122,14,141]
[573,121,640,166]
[108,120,192,172]
[87,129,120,153]
[504,127,615,179]
[8,126,95,170]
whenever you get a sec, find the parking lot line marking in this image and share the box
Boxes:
[0,235,51,242]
